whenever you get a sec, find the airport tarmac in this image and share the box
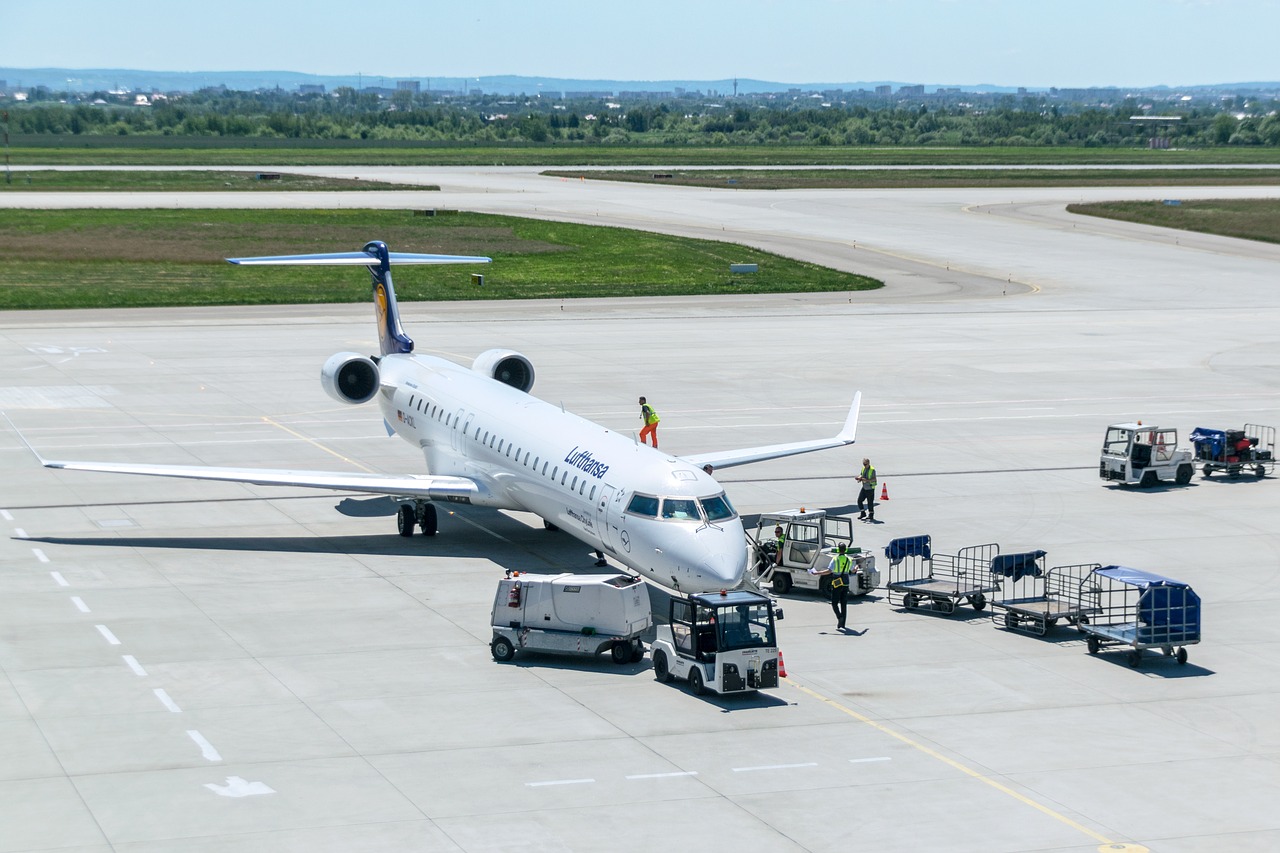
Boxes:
[2,172,1280,851]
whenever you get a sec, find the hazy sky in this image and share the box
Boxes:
[5,0,1275,88]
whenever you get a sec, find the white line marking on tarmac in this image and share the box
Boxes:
[526,778,595,787]
[14,528,27,538]
[733,762,819,773]
[33,548,49,563]
[95,624,121,645]
[0,510,12,521]
[123,655,147,676]
[70,596,90,613]
[850,757,892,764]
[153,689,181,713]
[50,571,69,587]
[187,730,222,762]
[625,771,699,780]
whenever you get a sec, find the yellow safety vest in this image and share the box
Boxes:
[860,465,877,487]
[644,405,660,425]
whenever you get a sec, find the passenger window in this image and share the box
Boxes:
[571,476,578,491]
[561,472,568,485]
[589,485,596,501]
[661,499,699,521]
[626,494,659,517]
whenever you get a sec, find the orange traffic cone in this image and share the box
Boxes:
[778,652,788,678]
[880,482,889,501]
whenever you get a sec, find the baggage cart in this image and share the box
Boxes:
[989,555,1100,636]
[1189,423,1275,479]
[884,535,1000,616]
[1078,566,1200,667]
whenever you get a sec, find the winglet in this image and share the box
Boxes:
[838,391,862,443]
[1,411,49,466]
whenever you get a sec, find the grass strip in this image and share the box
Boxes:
[1067,198,1280,244]
[0,170,431,192]
[0,208,878,309]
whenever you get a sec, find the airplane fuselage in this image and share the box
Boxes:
[378,353,747,591]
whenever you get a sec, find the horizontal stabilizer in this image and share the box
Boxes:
[683,392,861,471]
[227,251,491,266]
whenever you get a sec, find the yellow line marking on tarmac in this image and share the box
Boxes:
[787,681,1145,852]
[261,416,378,472]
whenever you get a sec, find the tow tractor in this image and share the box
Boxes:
[650,589,782,696]
[748,509,879,596]
[1189,424,1275,479]
[1099,423,1194,487]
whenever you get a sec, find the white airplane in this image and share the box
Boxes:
[30,241,861,593]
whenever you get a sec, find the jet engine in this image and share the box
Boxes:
[320,352,380,405]
[472,348,535,393]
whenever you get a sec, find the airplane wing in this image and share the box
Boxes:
[681,392,861,471]
[38,459,485,502]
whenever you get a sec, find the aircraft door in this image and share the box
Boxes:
[452,409,469,456]
[596,485,616,553]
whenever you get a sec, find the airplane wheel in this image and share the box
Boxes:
[688,665,706,696]
[397,505,415,537]
[652,651,671,683]
[491,636,515,662]
[1176,465,1193,486]
[419,503,438,536]
[611,643,631,665]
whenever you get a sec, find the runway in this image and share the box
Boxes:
[3,169,1280,851]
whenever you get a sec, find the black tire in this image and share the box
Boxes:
[1176,647,1188,665]
[903,592,919,610]
[397,505,415,537]
[611,643,631,665]
[1087,637,1100,655]
[772,572,792,595]
[969,593,987,611]
[491,636,515,662]
[652,650,671,682]
[1229,467,1241,479]
[1140,470,1158,488]
[688,665,706,696]
[630,643,645,663]
[1075,614,1089,633]
[1176,465,1193,486]
[1045,618,1059,630]
[936,598,956,615]
[1257,465,1267,479]
[419,503,438,536]
[1202,464,1212,478]
[1128,650,1142,668]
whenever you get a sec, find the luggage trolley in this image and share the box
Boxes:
[1078,566,1201,667]
[989,554,1100,636]
[884,535,1000,615]
[1189,424,1275,479]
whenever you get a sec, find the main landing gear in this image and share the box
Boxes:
[396,501,438,537]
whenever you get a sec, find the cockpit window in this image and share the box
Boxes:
[699,494,735,522]
[661,498,700,521]
[626,494,659,517]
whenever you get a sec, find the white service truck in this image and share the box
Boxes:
[1099,423,1195,487]
[490,572,650,664]
[749,509,879,595]
[650,589,781,696]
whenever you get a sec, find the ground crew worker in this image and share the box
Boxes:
[821,542,854,630]
[638,396,660,448]
[774,525,786,565]
[856,457,877,522]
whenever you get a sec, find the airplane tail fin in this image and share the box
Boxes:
[227,241,491,356]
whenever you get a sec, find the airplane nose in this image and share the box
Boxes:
[703,547,746,587]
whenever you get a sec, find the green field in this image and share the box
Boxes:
[546,167,1280,189]
[0,209,879,310]
[0,170,431,191]
[10,142,1280,167]
[1068,198,1280,244]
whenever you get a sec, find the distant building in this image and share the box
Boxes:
[396,80,420,92]
[897,84,924,96]
[875,85,892,97]
[299,84,325,95]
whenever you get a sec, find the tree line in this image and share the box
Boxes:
[7,88,1280,147]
